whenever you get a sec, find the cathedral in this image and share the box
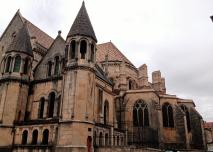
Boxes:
[0,2,206,152]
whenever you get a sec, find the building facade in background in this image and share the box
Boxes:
[0,2,206,152]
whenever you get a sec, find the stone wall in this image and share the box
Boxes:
[95,147,162,152]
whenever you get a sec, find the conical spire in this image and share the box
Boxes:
[67,2,97,42]
[7,22,33,56]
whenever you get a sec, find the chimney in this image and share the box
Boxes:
[152,71,166,93]
[152,71,161,92]
[161,77,166,94]
[138,64,149,87]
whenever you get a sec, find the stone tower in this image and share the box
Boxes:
[57,2,97,151]
[0,23,33,146]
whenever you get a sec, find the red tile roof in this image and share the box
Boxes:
[96,42,134,66]
[23,18,54,49]
[204,122,213,129]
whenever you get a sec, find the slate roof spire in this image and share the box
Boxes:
[7,22,33,56]
[67,1,97,42]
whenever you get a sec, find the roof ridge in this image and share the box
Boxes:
[0,9,24,41]
[23,17,54,41]
[67,2,97,42]
[97,41,135,67]
[6,22,33,56]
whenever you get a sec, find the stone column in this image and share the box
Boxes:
[157,104,164,148]
[20,58,24,74]
[76,41,80,60]
[183,115,190,149]
[111,127,114,146]
[44,99,48,118]
[53,99,58,118]
[87,42,91,62]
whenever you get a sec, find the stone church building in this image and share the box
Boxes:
[0,2,206,152]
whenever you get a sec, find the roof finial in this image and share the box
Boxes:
[58,30,62,36]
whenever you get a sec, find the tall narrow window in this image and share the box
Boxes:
[5,56,12,72]
[23,59,29,74]
[90,44,94,62]
[105,133,109,146]
[31,130,38,145]
[42,129,49,145]
[104,100,109,125]
[71,40,76,59]
[129,80,132,90]
[99,132,103,146]
[94,131,97,146]
[21,130,28,145]
[47,61,52,77]
[48,92,55,118]
[39,98,45,119]
[181,105,191,132]
[133,100,149,127]
[54,56,60,75]
[13,56,21,72]
[162,103,174,128]
[98,89,103,114]
[80,40,87,59]
[65,45,68,60]
[117,136,119,146]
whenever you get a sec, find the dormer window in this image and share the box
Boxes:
[70,40,76,59]
[23,59,29,74]
[80,40,87,59]
[13,56,21,72]
[47,61,52,77]
[54,56,60,75]
[5,56,12,73]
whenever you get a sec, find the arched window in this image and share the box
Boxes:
[80,40,87,59]
[104,100,109,125]
[5,56,12,73]
[133,100,149,127]
[42,129,49,145]
[70,40,76,59]
[162,103,174,128]
[181,105,191,132]
[54,56,60,75]
[90,44,94,62]
[38,98,45,119]
[13,56,21,72]
[105,133,109,146]
[47,61,52,77]
[48,92,56,118]
[99,132,103,146]
[23,59,29,74]
[21,130,28,145]
[31,130,38,145]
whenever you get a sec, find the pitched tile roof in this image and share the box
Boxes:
[96,42,134,66]
[23,18,54,49]
[7,23,33,56]
[204,122,213,129]
[67,2,97,42]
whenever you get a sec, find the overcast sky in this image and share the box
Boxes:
[0,0,213,121]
